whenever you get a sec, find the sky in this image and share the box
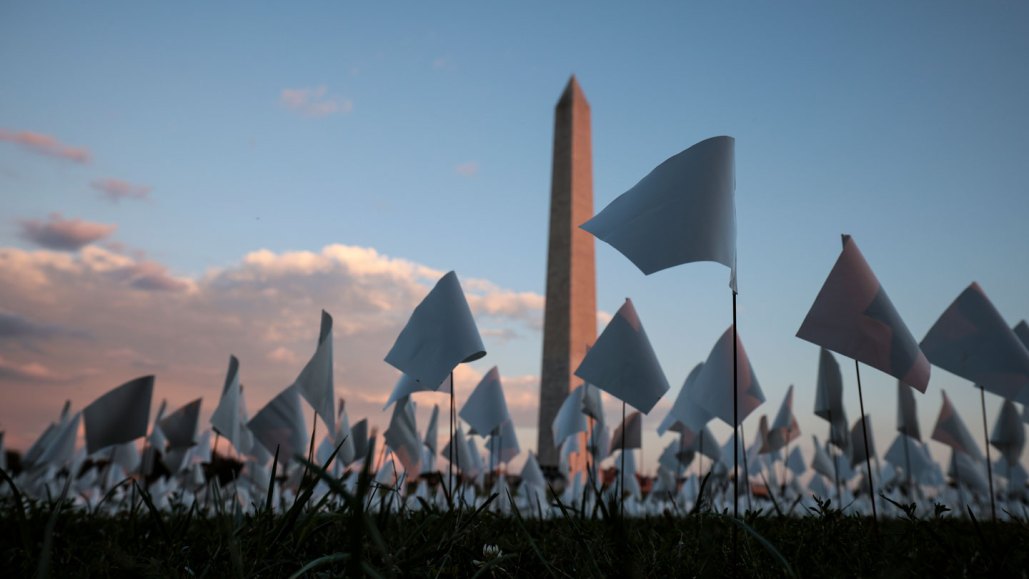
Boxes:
[2,2,1028,474]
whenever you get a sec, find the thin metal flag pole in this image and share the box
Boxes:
[854,361,879,531]
[732,290,739,519]
[979,386,997,522]
[826,407,842,505]
[620,400,627,517]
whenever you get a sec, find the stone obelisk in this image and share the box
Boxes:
[538,76,597,471]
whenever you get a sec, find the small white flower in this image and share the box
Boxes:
[473,544,503,568]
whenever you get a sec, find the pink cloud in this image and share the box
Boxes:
[0,129,91,163]
[455,161,478,177]
[91,178,152,203]
[280,86,353,117]
[18,213,116,251]
[0,243,543,451]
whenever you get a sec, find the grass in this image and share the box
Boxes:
[2,447,1027,577]
[2,487,1028,577]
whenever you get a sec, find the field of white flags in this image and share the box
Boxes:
[3,137,1029,577]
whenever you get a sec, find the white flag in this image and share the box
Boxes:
[609,411,642,452]
[574,298,669,414]
[552,384,589,446]
[896,381,921,442]
[657,363,712,436]
[581,136,737,290]
[247,384,307,462]
[930,390,983,462]
[295,310,336,434]
[83,375,154,454]
[990,399,1025,466]
[210,355,243,451]
[460,366,511,437]
[385,271,486,390]
[385,373,451,410]
[692,326,765,427]
[159,398,201,450]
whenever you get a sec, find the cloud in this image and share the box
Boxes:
[0,242,544,449]
[0,129,91,163]
[455,162,478,177]
[0,310,86,344]
[280,86,353,117]
[18,213,116,251]
[91,178,152,203]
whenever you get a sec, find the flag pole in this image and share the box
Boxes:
[826,407,842,505]
[739,421,753,511]
[854,361,879,531]
[732,290,739,519]
[620,400,626,517]
[448,371,455,510]
[902,434,913,498]
[978,386,997,522]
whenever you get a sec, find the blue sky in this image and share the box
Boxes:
[2,2,1027,471]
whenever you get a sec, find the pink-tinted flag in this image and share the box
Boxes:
[990,399,1025,466]
[83,375,154,454]
[581,136,737,291]
[920,283,1029,404]
[768,384,801,451]
[574,298,669,414]
[385,271,486,390]
[797,236,930,392]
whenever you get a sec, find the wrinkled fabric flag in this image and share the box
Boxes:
[487,418,520,464]
[385,271,486,390]
[693,326,765,426]
[574,298,669,413]
[83,375,154,455]
[797,236,930,392]
[920,283,1029,404]
[581,136,737,290]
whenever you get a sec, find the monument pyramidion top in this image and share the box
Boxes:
[557,75,590,109]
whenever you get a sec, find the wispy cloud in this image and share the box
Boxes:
[280,86,353,117]
[455,161,478,177]
[91,178,152,203]
[0,129,91,163]
[18,213,116,251]
[0,310,86,343]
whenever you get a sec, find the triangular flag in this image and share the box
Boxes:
[351,419,370,463]
[159,398,201,450]
[797,235,930,392]
[552,384,589,446]
[210,355,242,451]
[424,404,440,454]
[385,270,486,389]
[896,381,921,442]
[383,397,422,475]
[1014,320,1029,348]
[989,399,1025,466]
[786,446,806,476]
[930,390,983,462]
[581,136,737,290]
[574,298,669,414]
[657,363,713,436]
[811,436,835,480]
[849,415,876,468]
[460,366,511,436]
[692,326,765,426]
[920,283,1029,404]
[294,310,336,433]
[814,349,849,450]
[609,411,642,452]
[768,385,801,451]
[83,375,154,454]
[247,384,307,462]
[487,418,520,464]
[581,383,604,421]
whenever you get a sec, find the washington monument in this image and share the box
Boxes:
[537,76,597,470]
